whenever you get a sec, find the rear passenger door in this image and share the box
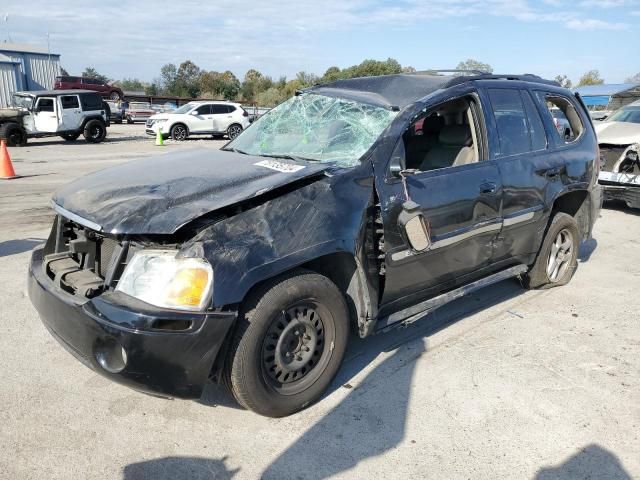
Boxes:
[211,104,231,133]
[59,95,83,131]
[480,86,556,265]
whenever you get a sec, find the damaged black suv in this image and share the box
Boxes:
[29,72,602,417]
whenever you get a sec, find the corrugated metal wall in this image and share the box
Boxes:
[24,54,60,90]
[0,63,19,107]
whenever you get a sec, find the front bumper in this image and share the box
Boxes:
[599,172,640,210]
[28,247,236,399]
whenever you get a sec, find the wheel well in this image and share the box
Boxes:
[171,122,189,134]
[552,190,591,239]
[227,123,242,131]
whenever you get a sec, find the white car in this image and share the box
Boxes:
[146,101,250,141]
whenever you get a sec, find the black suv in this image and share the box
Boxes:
[28,73,601,417]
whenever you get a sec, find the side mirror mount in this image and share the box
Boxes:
[389,153,407,178]
[398,201,431,252]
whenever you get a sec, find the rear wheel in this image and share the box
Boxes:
[225,270,349,417]
[109,91,121,100]
[524,212,579,289]
[60,132,81,142]
[227,123,243,140]
[83,120,106,143]
[0,123,27,147]
[170,124,188,141]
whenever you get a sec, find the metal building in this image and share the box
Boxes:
[573,83,640,111]
[0,43,61,107]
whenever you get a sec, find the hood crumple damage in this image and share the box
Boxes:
[595,121,640,145]
[52,148,330,235]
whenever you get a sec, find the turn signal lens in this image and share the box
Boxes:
[165,268,211,308]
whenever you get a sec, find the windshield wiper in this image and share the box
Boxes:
[257,153,315,163]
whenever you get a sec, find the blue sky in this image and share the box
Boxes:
[1,0,638,83]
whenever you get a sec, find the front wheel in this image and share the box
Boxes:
[227,123,243,140]
[170,124,188,141]
[225,270,349,417]
[524,212,579,289]
[0,123,27,146]
[83,120,106,143]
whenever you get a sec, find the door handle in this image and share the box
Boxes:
[479,182,497,195]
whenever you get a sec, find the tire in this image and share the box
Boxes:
[83,119,107,143]
[227,123,243,140]
[523,212,579,289]
[109,91,121,100]
[126,116,134,124]
[170,124,188,141]
[0,123,27,147]
[60,132,81,142]
[225,270,350,417]
[115,119,122,124]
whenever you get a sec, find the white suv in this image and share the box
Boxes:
[146,101,250,141]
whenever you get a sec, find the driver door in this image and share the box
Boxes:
[33,97,59,133]
[188,104,214,133]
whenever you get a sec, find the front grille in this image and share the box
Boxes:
[145,119,153,128]
[43,216,129,298]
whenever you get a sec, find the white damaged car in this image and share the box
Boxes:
[595,101,640,209]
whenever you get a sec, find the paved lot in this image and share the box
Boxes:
[1,124,639,479]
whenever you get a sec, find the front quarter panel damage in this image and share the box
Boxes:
[179,163,377,324]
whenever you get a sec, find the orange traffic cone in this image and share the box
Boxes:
[0,140,18,180]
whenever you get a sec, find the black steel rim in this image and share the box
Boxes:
[90,125,103,139]
[261,301,333,395]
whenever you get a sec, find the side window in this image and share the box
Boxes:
[61,96,79,109]
[195,105,212,115]
[537,93,584,143]
[80,93,102,111]
[487,89,530,157]
[227,105,236,113]
[36,98,55,112]
[521,91,547,151]
[211,104,228,114]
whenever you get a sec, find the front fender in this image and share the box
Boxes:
[179,163,375,308]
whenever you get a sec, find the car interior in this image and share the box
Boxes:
[403,97,480,171]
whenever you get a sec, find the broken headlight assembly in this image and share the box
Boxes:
[115,250,213,311]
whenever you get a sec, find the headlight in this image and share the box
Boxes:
[116,250,213,311]
[155,119,167,124]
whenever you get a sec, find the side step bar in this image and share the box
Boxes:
[376,265,529,332]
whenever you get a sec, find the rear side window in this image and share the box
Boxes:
[80,93,103,111]
[57,76,76,83]
[487,89,530,157]
[211,104,228,114]
[521,91,547,151]
[227,105,236,113]
[61,95,79,109]
[537,93,584,143]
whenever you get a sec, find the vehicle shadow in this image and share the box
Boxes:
[122,455,239,480]
[602,200,640,217]
[535,444,631,480]
[578,238,598,262]
[261,278,525,479]
[0,238,44,257]
[198,381,245,410]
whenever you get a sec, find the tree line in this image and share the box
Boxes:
[61,61,640,107]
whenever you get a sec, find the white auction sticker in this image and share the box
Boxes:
[254,159,306,173]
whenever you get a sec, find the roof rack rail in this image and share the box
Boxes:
[443,73,561,88]
[410,69,489,76]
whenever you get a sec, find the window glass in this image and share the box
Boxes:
[37,98,55,112]
[521,91,547,151]
[211,104,228,114]
[537,93,584,143]
[80,93,102,111]
[488,89,530,156]
[195,104,212,115]
[61,95,79,109]
[227,105,236,113]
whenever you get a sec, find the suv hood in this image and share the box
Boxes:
[0,108,26,119]
[595,121,640,145]
[52,149,330,235]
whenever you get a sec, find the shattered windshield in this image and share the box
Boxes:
[11,95,33,110]
[225,93,398,167]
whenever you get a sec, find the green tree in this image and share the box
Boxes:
[81,67,109,83]
[322,66,342,82]
[59,66,69,76]
[455,59,493,74]
[119,78,146,91]
[200,70,241,100]
[554,74,572,89]
[145,83,159,96]
[295,71,318,87]
[577,70,604,87]
[402,66,417,73]
[175,60,202,97]
[160,63,178,95]
[256,86,286,107]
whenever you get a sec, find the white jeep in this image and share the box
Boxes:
[0,90,109,146]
